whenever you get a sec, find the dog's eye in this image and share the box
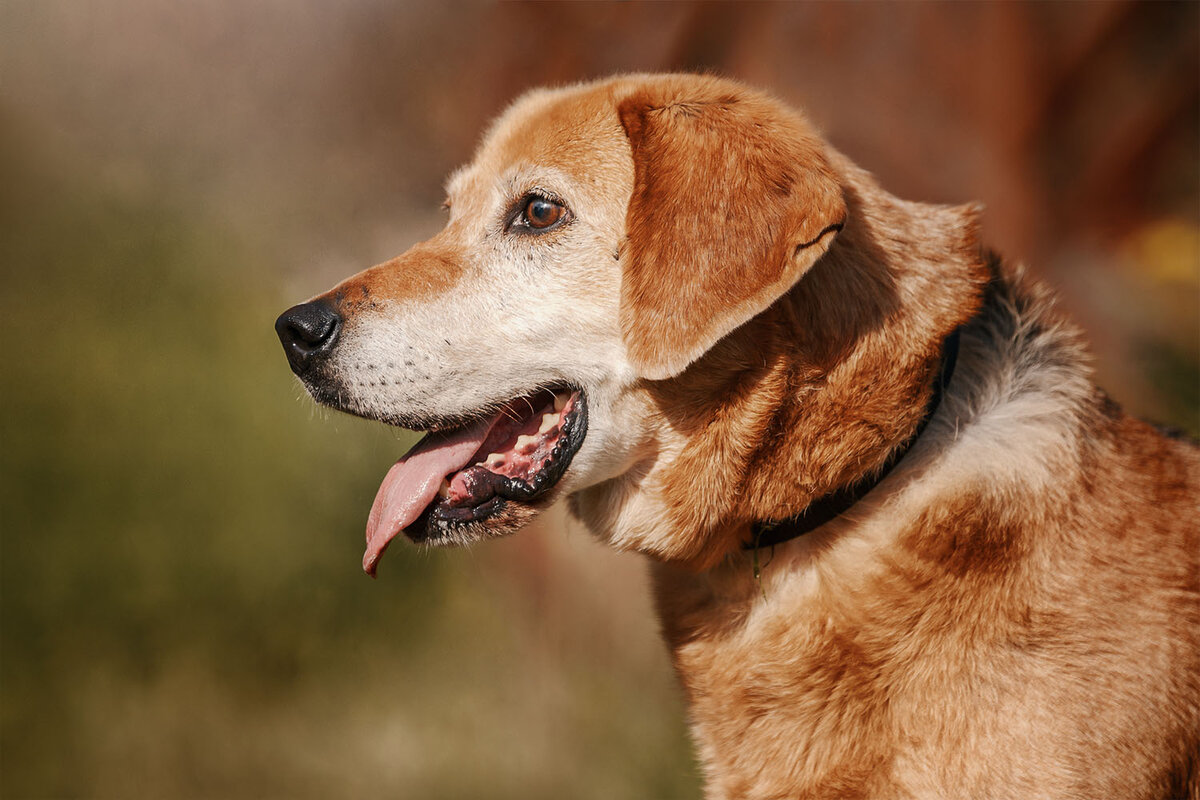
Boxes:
[520,196,567,231]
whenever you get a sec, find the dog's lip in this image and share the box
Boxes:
[363,387,587,574]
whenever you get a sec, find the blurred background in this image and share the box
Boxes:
[2,2,1197,797]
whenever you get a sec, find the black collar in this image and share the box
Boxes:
[745,327,962,551]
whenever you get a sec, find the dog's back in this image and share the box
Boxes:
[654,258,1200,800]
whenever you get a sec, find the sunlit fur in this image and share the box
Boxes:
[302,74,1199,799]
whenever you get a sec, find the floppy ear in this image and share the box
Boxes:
[617,84,847,379]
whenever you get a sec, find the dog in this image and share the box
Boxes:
[276,73,1199,799]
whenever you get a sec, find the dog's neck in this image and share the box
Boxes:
[746,322,963,550]
[639,161,989,569]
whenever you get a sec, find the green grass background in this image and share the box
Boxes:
[0,124,698,798]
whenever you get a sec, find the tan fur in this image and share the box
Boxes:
[618,76,846,379]
[293,74,1200,799]
[331,241,467,309]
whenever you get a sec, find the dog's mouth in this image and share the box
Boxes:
[363,387,587,575]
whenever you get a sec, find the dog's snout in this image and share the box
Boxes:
[275,301,342,375]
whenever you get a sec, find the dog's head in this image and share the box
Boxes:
[277,74,973,573]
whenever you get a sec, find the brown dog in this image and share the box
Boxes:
[276,74,1200,799]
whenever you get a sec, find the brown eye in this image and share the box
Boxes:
[521,196,566,230]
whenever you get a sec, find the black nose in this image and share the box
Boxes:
[275,301,342,375]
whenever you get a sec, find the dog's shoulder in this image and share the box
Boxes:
[924,254,1198,561]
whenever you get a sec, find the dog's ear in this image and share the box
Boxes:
[617,84,847,379]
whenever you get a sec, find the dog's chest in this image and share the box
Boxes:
[650,548,1041,799]
[652,560,904,797]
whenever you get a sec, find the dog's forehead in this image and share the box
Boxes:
[448,84,631,199]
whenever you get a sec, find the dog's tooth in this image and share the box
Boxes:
[515,434,538,454]
[538,413,558,435]
[484,452,506,467]
[553,393,568,413]
[437,478,451,499]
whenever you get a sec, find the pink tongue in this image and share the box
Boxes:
[363,415,498,576]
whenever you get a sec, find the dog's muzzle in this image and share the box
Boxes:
[275,301,342,376]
